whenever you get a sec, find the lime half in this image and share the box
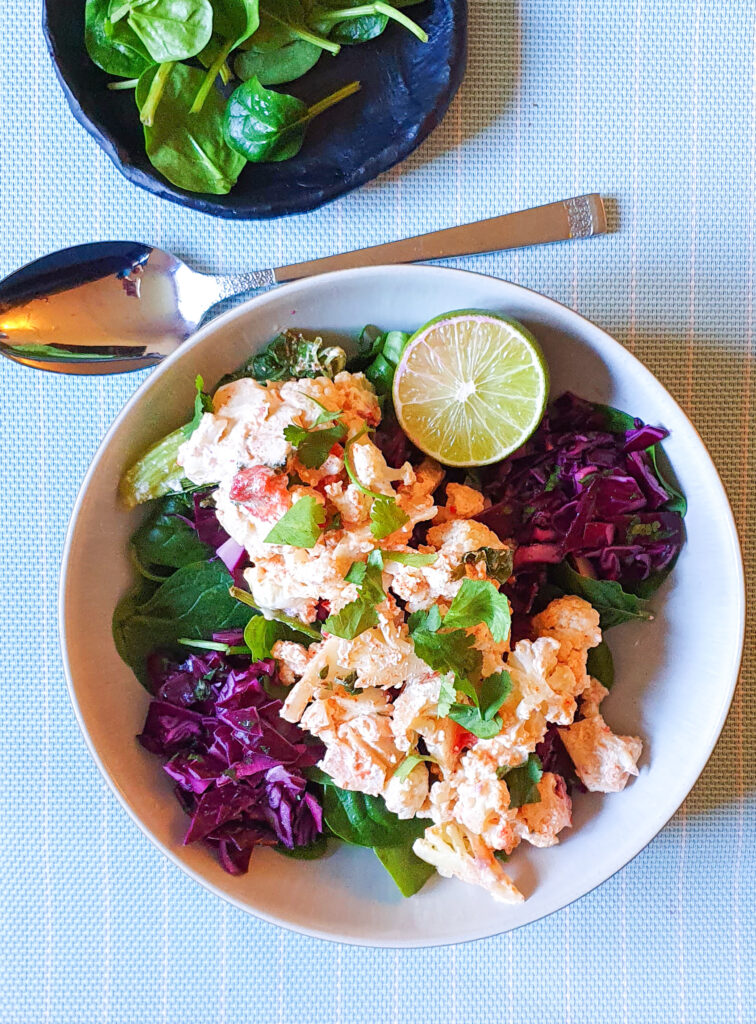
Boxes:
[392,311,549,467]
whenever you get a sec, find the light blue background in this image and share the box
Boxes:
[1,1,754,1022]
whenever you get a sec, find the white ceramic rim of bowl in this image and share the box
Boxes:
[59,265,746,947]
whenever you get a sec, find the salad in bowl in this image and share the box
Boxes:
[113,310,686,904]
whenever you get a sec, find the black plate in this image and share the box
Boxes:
[42,0,466,220]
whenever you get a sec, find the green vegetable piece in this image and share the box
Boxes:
[243,614,306,659]
[85,0,153,76]
[230,586,323,641]
[373,841,435,897]
[263,494,326,547]
[382,550,438,567]
[220,331,347,385]
[586,640,614,690]
[437,674,455,717]
[370,495,409,540]
[255,0,340,53]
[112,559,250,684]
[131,492,213,569]
[393,753,436,781]
[135,62,247,194]
[409,616,483,689]
[324,549,385,639]
[454,547,514,584]
[109,0,213,62]
[234,38,321,84]
[178,636,250,654]
[443,579,512,644]
[183,375,213,438]
[274,835,330,859]
[190,0,261,113]
[308,0,428,44]
[119,426,188,507]
[284,420,347,468]
[498,754,543,808]
[551,561,653,630]
[224,75,360,163]
[447,671,512,739]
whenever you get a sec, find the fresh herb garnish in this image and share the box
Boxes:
[263,494,325,548]
[442,579,512,644]
[284,420,347,468]
[497,755,543,808]
[447,671,512,739]
[453,547,513,584]
[343,433,409,539]
[323,549,385,639]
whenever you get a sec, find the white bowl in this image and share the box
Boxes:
[60,265,745,947]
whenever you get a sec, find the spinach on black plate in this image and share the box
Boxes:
[84,0,429,194]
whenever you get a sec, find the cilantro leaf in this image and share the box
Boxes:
[370,496,409,540]
[410,620,483,686]
[182,375,213,439]
[437,675,456,717]
[443,579,511,643]
[393,753,437,781]
[407,604,442,634]
[263,496,325,548]
[324,549,386,640]
[383,550,438,567]
[448,670,512,739]
[287,421,347,469]
[497,754,543,808]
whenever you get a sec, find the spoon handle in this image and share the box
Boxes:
[272,194,606,283]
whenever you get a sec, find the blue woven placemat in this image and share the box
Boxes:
[1,1,754,1021]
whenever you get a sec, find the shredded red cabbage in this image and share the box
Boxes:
[475,392,684,609]
[138,647,324,874]
[187,491,248,586]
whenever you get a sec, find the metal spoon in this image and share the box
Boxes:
[0,194,606,374]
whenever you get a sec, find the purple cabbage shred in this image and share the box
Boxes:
[138,649,324,874]
[475,392,684,611]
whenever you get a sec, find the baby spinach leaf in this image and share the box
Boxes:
[190,0,261,113]
[86,0,154,76]
[647,445,687,515]
[263,494,325,547]
[243,614,306,659]
[136,63,247,193]
[586,640,614,689]
[255,0,340,53]
[373,839,434,897]
[551,561,653,630]
[224,75,360,162]
[497,755,543,808]
[109,0,214,62]
[308,0,428,44]
[234,38,321,84]
[131,492,213,569]
[113,559,250,685]
[443,579,511,644]
[274,834,330,859]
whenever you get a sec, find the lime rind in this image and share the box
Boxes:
[392,311,549,467]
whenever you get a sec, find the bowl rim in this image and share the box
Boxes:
[41,0,467,220]
[58,265,746,946]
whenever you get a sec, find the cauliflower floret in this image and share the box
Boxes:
[386,517,509,614]
[470,710,548,772]
[323,480,372,525]
[579,677,610,718]
[514,772,572,848]
[429,751,519,852]
[301,686,401,796]
[560,715,642,793]
[413,822,524,904]
[532,595,601,691]
[350,438,412,496]
[507,637,582,725]
[383,762,431,819]
[334,604,429,690]
[391,675,441,752]
[444,483,486,519]
[270,640,313,685]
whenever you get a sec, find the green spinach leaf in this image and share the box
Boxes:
[255,0,340,53]
[113,559,250,684]
[109,0,213,62]
[234,38,321,84]
[373,840,435,897]
[131,492,213,570]
[86,0,154,76]
[586,639,614,689]
[190,0,261,113]
[224,75,360,162]
[136,62,247,194]
[551,561,653,629]
[308,0,428,44]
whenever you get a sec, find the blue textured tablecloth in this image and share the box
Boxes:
[2,1,754,1021]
